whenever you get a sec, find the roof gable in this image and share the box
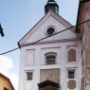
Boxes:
[18,10,75,47]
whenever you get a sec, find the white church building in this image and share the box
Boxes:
[18,0,82,90]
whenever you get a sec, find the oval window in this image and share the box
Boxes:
[47,28,55,35]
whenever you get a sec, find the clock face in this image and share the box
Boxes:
[26,82,32,90]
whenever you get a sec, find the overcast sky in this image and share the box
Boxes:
[0,0,79,90]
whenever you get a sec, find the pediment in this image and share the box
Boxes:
[18,10,77,47]
[38,80,59,89]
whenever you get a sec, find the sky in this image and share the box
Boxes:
[0,0,79,90]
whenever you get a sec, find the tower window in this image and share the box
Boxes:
[27,72,33,80]
[68,71,75,79]
[46,55,56,64]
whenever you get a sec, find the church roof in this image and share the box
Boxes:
[45,0,59,14]
[18,10,74,48]
[47,0,57,4]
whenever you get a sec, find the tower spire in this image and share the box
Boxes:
[45,0,59,14]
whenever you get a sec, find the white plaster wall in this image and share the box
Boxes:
[18,40,82,90]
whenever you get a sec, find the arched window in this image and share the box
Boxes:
[68,48,76,62]
[45,52,57,65]
[46,55,56,64]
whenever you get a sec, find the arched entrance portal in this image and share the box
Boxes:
[38,80,59,90]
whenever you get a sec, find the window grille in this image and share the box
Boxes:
[46,55,55,64]
[27,72,33,80]
[68,71,74,78]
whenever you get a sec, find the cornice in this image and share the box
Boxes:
[20,37,81,47]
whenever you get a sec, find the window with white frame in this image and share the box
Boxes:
[45,52,57,65]
[27,72,33,80]
[68,69,75,79]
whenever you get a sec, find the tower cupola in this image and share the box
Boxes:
[45,0,59,14]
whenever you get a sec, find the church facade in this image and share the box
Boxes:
[18,0,84,90]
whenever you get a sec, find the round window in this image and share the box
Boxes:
[47,28,55,35]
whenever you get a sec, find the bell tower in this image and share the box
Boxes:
[45,0,59,14]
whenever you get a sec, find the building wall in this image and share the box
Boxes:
[83,8,90,90]
[0,76,14,90]
[75,2,90,90]
[18,40,82,90]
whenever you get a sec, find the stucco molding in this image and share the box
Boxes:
[20,37,81,47]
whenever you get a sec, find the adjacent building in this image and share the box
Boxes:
[18,0,86,90]
[0,73,14,90]
[76,0,90,90]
